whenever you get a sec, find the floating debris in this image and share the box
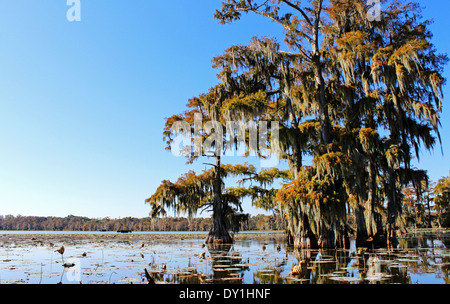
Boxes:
[364,273,394,281]
[333,271,349,276]
[312,259,335,263]
[289,261,307,276]
[232,264,249,268]
[0,279,27,284]
[389,263,408,268]
[329,276,362,283]
[285,277,309,282]
[62,263,75,268]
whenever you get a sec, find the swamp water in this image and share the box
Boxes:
[0,231,449,284]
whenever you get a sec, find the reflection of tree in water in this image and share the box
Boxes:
[281,246,414,284]
[443,237,450,248]
[355,235,449,284]
[143,243,249,284]
[252,253,289,284]
[247,235,447,284]
[144,260,205,284]
[142,234,450,284]
[308,249,351,284]
[252,248,353,284]
[206,243,250,283]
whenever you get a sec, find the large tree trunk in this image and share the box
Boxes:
[426,194,432,228]
[317,230,335,249]
[294,213,318,249]
[317,202,350,249]
[304,0,330,145]
[294,228,318,249]
[386,170,399,248]
[286,228,294,245]
[356,203,386,248]
[206,219,232,244]
[317,229,350,249]
[284,93,303,180]
[356,161,387,247]
[355,204,369,247]
[315,69,331,144]
[311,55,331,144]
[288,145,302,180]
[336,226,351,249]
[205,155,233,244]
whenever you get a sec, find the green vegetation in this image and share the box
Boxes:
[148,0,448,248]
[0,214,284,232]
[434,176,450,227]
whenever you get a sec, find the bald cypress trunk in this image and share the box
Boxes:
[205,155,233,244]
[386,170,399,248]
[294,212,318,249]
[356,161,387,248]
[355,205,368,247]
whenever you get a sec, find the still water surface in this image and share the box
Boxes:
[0,231,449,284]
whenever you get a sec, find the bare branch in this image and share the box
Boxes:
[279,0,313,27]
[280,49,312,61]
[248,8,314,45]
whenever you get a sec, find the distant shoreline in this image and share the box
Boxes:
[0,230,284,235]
[0,230,287,246]
[0,214,284,232]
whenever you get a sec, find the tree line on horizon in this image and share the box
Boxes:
[2,171,448,233]
[0,214,284,232]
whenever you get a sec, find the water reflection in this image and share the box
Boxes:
[87,234,450,284]
[0,231,449,284]
[144,243,249,284]
[206,243,246,283]
[250,233,449,284]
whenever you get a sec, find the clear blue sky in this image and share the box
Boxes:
[0,1,448,219]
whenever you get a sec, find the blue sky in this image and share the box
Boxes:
[0,0,448,219]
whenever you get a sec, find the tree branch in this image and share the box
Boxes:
[247,8,314,45]
[279,0,313,27]
[312,0,324,54]
[280,49,312,61]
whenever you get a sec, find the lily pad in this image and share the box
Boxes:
[319,273,339,277]
[257,269,276,273]
[364,273,394,281]
[88,280,109,284]
[389,263,408,268]
[396,258,420,262]
[286,277,309,282]
[333,271,349,275]
[116,277,141,284]
[329,276,362,283]
[27,272,60,278]
[213,264,232,268]
[232,264,249,267]
[0,279,27,284]
[218,277,244,281]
